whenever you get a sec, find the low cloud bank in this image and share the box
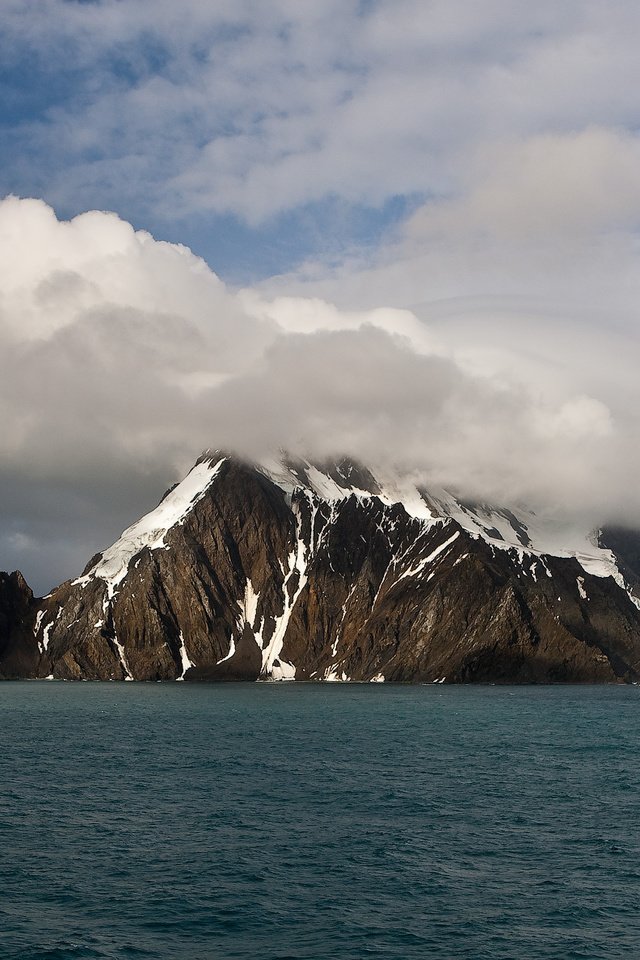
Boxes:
[1,197,637,591]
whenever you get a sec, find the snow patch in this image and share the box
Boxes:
[83,456,227,598]
[177,630,194,679]
[260,494,312,676]
[42,622,53,652]
[325,669,350,682]
[113,637,133,681]
[237,578,259,631]
[395,531,460,584]
[270,659,296,680]
[215,636,235,666]
[259,458,434,520]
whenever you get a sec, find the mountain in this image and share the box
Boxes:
[2,452,640,682]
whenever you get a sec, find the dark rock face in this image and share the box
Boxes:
[601,526,640,601]
[0,571,39,678]
[2,455,640,683]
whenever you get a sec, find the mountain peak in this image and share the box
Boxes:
[1,450,640,683]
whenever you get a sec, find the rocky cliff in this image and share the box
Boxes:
[0,570,38,677]
[2,453,640,682]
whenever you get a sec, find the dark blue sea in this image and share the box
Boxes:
[1,683,639,960]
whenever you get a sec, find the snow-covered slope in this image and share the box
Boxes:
[74,455,227,598]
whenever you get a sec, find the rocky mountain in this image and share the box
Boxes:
[2,452,640,683]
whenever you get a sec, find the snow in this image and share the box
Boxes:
[217,578,263,668]
[259,458,623,585]
[370,466,629,588]
[216,635,235,665]
[211,456,635,602]
[113,637,133,680]
[34,611,53,654]
[259,457,434,520]
[395,531,460,584]
[237,578,259,631]
[177,630,194,678]
[259,454,633,601]
[79,455,227,597]
[305,463,359,501]
[256,455,299,498]
[325,669,350,681]
[577,548,626,589]
[375,473,434,521]
[42,622,53,652]
[270,659,296,680]
[260,495,311,675]
[46,449,638,684]
[332,583,357,657]
[371,558,394,610]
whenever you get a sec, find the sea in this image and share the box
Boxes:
[1,682,639,960]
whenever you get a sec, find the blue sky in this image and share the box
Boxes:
[1,0,428,281]
[2,1,640,590]
[5,0,640,287]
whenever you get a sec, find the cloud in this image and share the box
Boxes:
[6,0,640,232]
[0,197,638,592]
[255,125,640,531]
[409,128,640,239]
[261,126,640,428]
[1,4,640,595]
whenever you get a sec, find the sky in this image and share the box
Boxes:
[2,0,640,592]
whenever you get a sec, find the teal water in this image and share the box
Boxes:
[1,683,639,959]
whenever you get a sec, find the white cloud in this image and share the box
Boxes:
[408,128,640,240]
[3,4,640,589]
[7,1,640,225]
[0,198,638,592]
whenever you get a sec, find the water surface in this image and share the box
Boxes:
[1,682,639,959]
